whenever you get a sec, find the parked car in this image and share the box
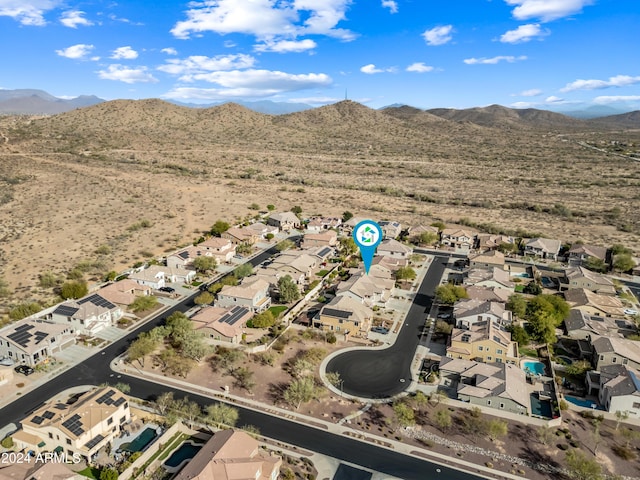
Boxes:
[0,357,15,366]
[371,326,389,334]
[624,308,638,315]
[14,365,34,376]
[437,313,452,319]
[159,286,175,293]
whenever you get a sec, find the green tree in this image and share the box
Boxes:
[525,294,569,343]
[342,211,354,222]
[278,275,300,303]
[126,335,157,367]
[249,310,276,328]
[417,231,438,245]
[611,244,632,256]
[434,408,452,432]
[211,347,243,373]
[234,263,254,279]
[114,382,131,394]
[507,323,530,347]
[236,243,253,255]
[487,419,508,440]
[392,401,416,429]
[232,367,256,392]
[130,295,158,313]
[565,449,602,480]
[283,377,317,410]
[166,312,193,346]
[506,294,527,319]
[211,220,231,236]
[9,302,42,320]
[537,426,554,445]
[276,239,294,252]
[0,277,10,298]
[181,332,211,361]
[435,284,468,305]
[461,407,489,439]
[192,255,217,273]
[266,204,276,211]
[338,237,357,255]
[0,437,13,448]
[206,403,239,429]
[248,203,260,210]
[39,271,60,288]
[395,266,417,282]
[325,371,342,388]
[165,355,197,378]
[194,291,214,305]
[613,254,635,273]
[523,281,542,295]
[154,391,175,415]
[99,468,119,480]
[60,280,88,299]
[585,256,608,273]
[430,221,446,231]
[174,397,202,427]
[290,205,302,215]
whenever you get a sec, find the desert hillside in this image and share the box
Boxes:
[0,99,639,309]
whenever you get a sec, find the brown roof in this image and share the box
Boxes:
[564,288,624,316]
[191,306,252,338]
[98,279,151,306]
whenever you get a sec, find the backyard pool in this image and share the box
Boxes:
[164,441,202,469]
[564,396,604,410]
[556,355,574,365]
[122,427,158,453]
[513,272,531,278]
[522,360,546,376]
[530,393,553,418]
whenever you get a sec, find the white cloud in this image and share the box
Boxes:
[593,95,640,104]
[561,75,640,92]
[464,55,527,65]
[110,46,139,60]
[224,40,237,48]
[0,0,59,26]
[60,10,93,28]
[360,64,396,74]
[98,64,158,84]
[381,0,398,14]
[55,44,95,60]
[171,0,354,41]
[161,47,178,55]
[422,25,453,46]
[163,69,332,100]
[516,88,542,96]
[545,95,564,103]
[254,38,317,53]
[158,54,256,77]
[504,0,593,22]
[406,62,434,73]
[500,23,548,43]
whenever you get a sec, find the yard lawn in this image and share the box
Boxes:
[315,269,330,277]
[77,466,101,479]
[268,305,288,318]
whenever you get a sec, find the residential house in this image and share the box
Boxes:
[597,364,640,416]
[337,270,394,308]
[376,239,412,259]
[339,217,367,235]
[191,306,252,344]
[0,460,84,480]
[197,237,237,261]
[476,234,516,252]
[97,279,152,308]
[302,230,338,248]
[217,277,271,313]
[465,286,511,304]
[370,255,407,272]
[267,211,301,231]
[379,221,402,239]
[564,308,635,341]
[567,244,609,268]
[12,386,131,462]
[447,321,519,364]
[306,216,341,233]
[564,288,625,317]
[439,357,530,415]
[246,222,278,238]
[304,245,335,263]
[128,265,196,288]
[173,429,281,480]
[468,250,506,270]
[221,227,260,245]
[48,294,123,336]
[0,319,75,367]
[408,225,440,244]
[441,228,477,251]
[592,336,640,370]
[524,238,562,260]
[465,267,515,290]
[316,295,373,338]
[453,299,512,330]
[263,251,319,289]
[559,267,616,296]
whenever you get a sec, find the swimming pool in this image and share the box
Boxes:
[122,427,158,452]
[522,360,546,376]
[556,355,574,365]
[564,396,604,410]
[513,272,531,278]
[530,393,553,418]
[164,441,202,469]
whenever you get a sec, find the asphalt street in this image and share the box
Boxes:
[325,256,447,399]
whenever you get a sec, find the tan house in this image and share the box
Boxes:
[453,299,512,329]
[269,251,319,279]
[408,225,440,244]
[98,279,152,307]
[337,271,394,308]
[465,285,511,304]
[0,460,84,480]
[464,267,515,290]
[245,222,278,238]
[564,308,635,341]
[476,234,516,252]
[222,227,260,245]
[191,306,252,343]
[316,295,373,337]
[306,216,342,233]
[524,238,561,260]
[468,250,505,270]
[173,429,281,480]
[441,228,477,250]
[592,337,640,370]
[0,319,75,367]
[267,211,301,231]
[168,238,236,269]
[376,239,412,259]
[49,294,123,336]
[129,265,196,288]
[447,321,519,364]
[567,244,609,268]
[12,387,131,462]
[217,277,271,313]
[564,288,625,317]
[379,221,402,239]
[559,266,616,296]
[370,254,407,271]
[302,230,338,248]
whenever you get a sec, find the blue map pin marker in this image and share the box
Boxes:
[353,220,383,275]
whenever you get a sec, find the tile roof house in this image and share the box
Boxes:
[464,267,515,290]
[48,294,123,336]
[376,239,412,259]
[168,238,237,269]
[128,265,196,288]
[0,460,84,480]
[597,364,640,416]
[191,306,252,344]
[567,244,609,268]
[266,211,301,231]
[441,228,477,251]
[221,227,260,245]
[439,357,530,415]
[370,255,407,271]
[453,299,512,330]
[173,429,281,480]
[306,216,342,233]
[268,251,319,279]
[12,387,131,463]
[97,279,152,307]
[379,221,402,239]
[447,321,519,364]
[592,336,640,370]
[245,222,278,238]
[302,230,338,248]
[524,238,562,260]
[408,225,440,244]
[465,285,511,304]
[476,234,516,252]
[317,295,373,338]
[564,288,625,317]
[469,250,506,270]
[337,270,394,308]
[559,266,616,296]
[0,319,75,367]
[564,308,635,341]
[217,277,271,313]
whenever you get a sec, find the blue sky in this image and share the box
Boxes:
[1,0,639,110]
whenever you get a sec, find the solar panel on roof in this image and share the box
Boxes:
[84,434,104,450]
[113,397,126,407]
[31,416,44,425]
[178,251,189,259]
[322,308,351,319]
[34,332,48,344]
[53,305,80,317]
[220,306,249,326]
[317,247,332,257]
[14,324,33,332]
[54,403,67,410]
[8,330,33,348]
[42,410,55,419]
[78,294,116,310]
[96,389,116,405]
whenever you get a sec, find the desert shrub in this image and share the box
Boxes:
[612,444,636,460]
